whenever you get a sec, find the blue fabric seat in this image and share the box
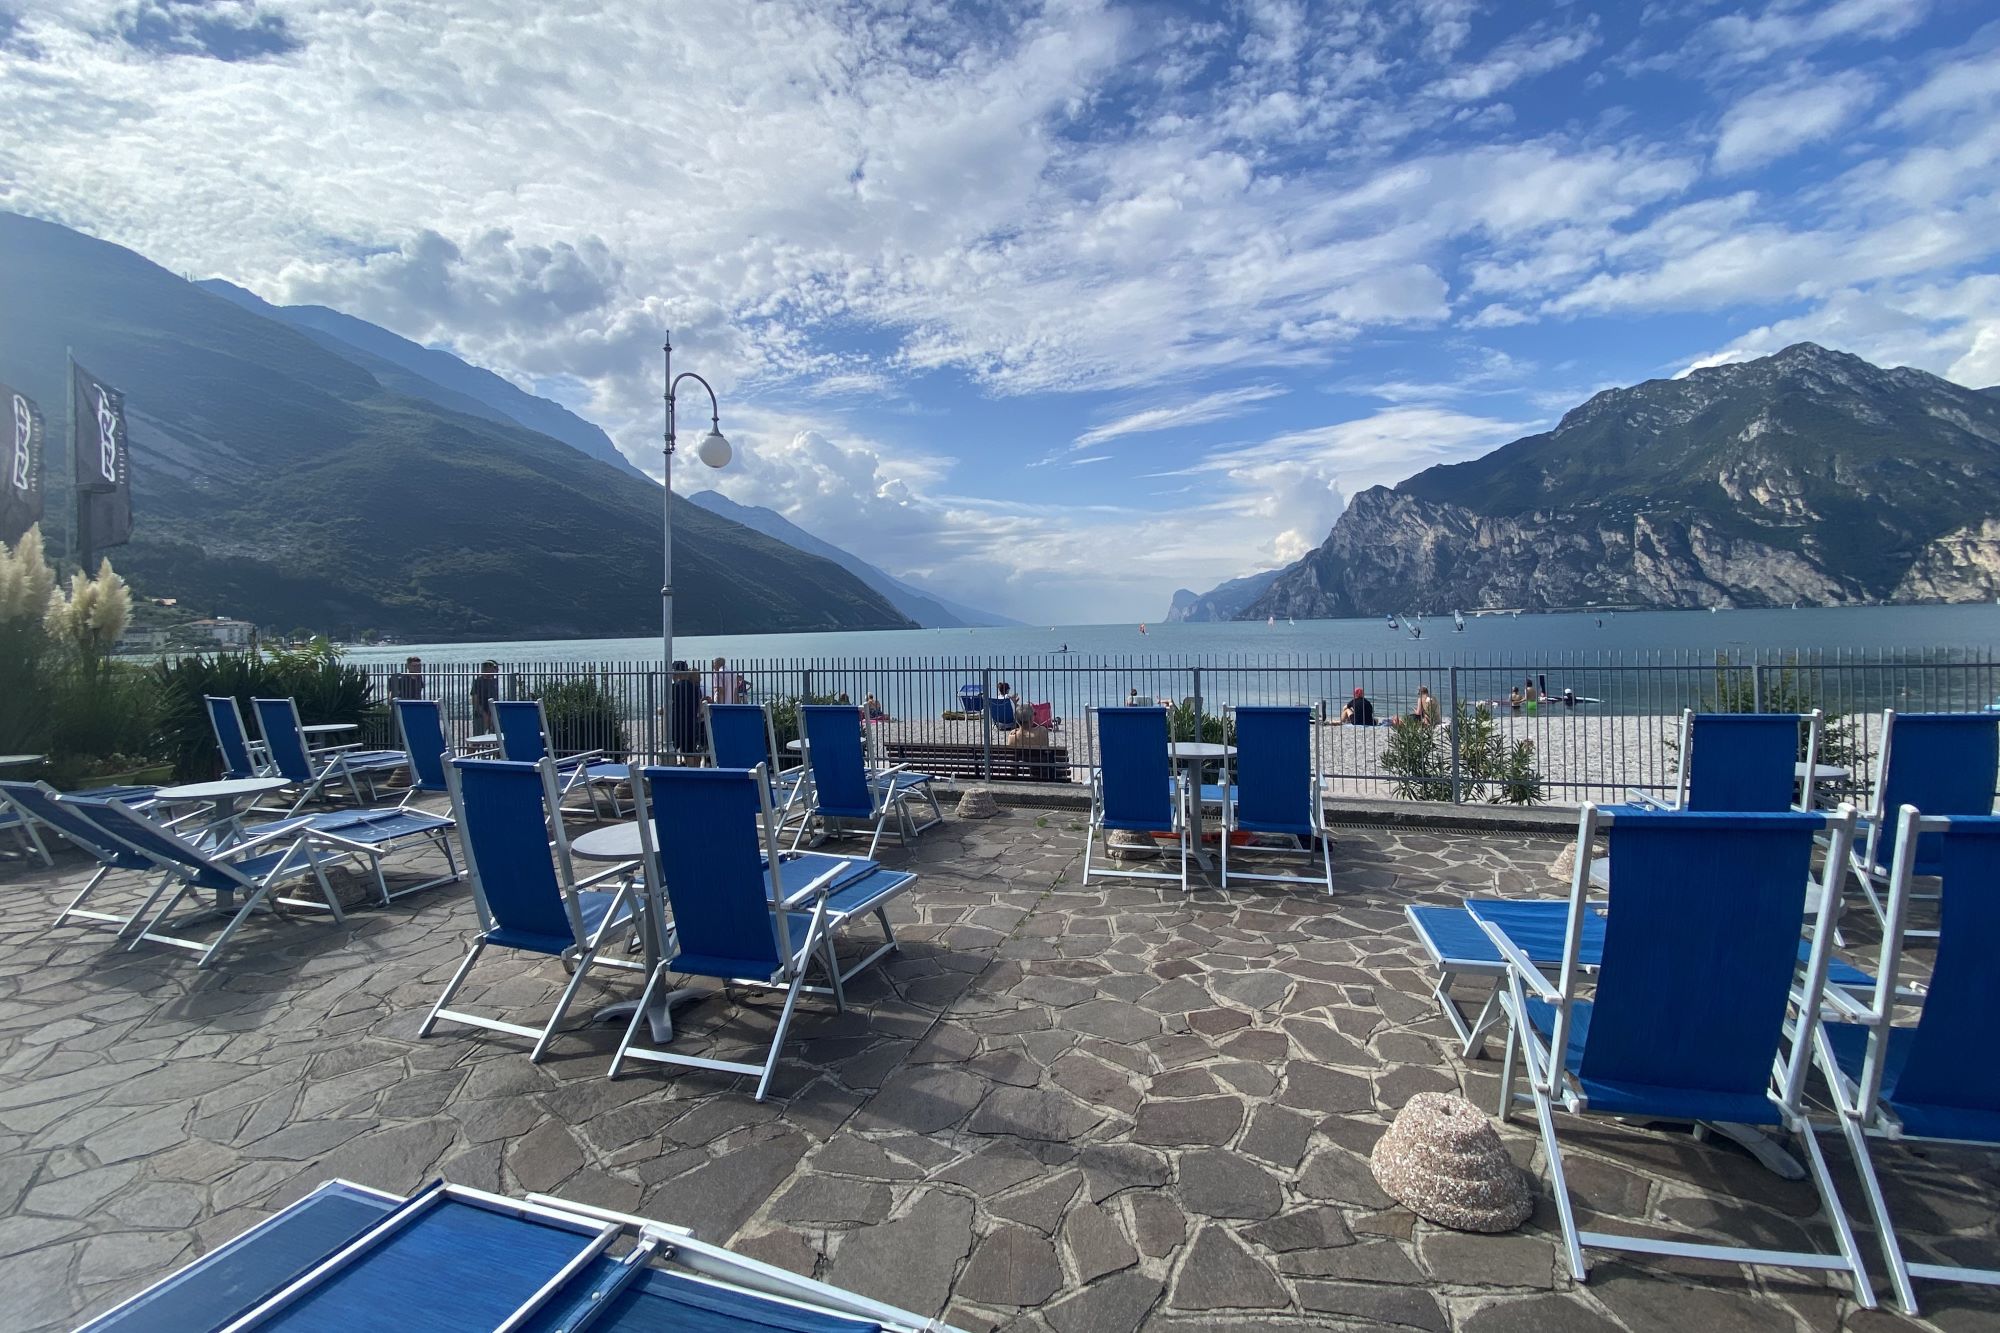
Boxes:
[1083,707,1189,890]
[1628,709,1819,812]
[253,696,407,815]
[420,758,641,1062]
[792,705,941,857]
[1810,811,2000,1313]
[1221,705,1331,893]
[59,793,345,968]
[80,1178,943,1333]
[705,703,805,816]
[1472,804,1877,1308]
[1848,712,2000,931]
[494,698,630,817]
[3,778,168,929]
[204,694,267,780]
[614,765,916,1100]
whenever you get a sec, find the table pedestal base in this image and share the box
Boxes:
[592,987,706,1045]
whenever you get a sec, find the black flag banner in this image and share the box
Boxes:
[0,382,42,546]
[72,361,132,558]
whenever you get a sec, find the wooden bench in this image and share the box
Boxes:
[884,740,1073,784]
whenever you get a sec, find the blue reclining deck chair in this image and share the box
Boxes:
[422,757,641,1062]
[614,764,917,1100]
[0,776,152,868]
[76,1178,964,1333]
[394,698,456,809]
[1812,808,2000,1314]
[494,697,630,817]
[1220,705,1331,893]
[1472,804,1875,1307]
[707,701,808,821]
[1082,706,1189,891]
[792,704,941,857]
[205,693,268,780]
[1627,708,1822,811]
[64,794,344,968]
[1849,710,2000,933]
[253,696,409,815]
[1,779,169,928]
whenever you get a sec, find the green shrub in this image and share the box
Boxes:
[1381,703,1543,805]
[533,677,628,756]
[153,643,384,780]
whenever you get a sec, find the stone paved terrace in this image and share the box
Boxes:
[2,802,1996,1333]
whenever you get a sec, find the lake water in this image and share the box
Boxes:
[345,603,2000,669]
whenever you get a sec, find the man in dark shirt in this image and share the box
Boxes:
[1341,686,1376,726]
[470,660,501,732]
[388,656,425,701]
[669,660,704,762]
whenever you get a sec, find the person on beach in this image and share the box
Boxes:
[863,692,889,721]
[710,656,740,704]
[1126,687,1144,706]
[1523,678,1539,716]
[1341,687,1376,726]
[388,656,425,701]
[1410,685,1440,726]
[470,660,501,731]
[1508,686,1523,710]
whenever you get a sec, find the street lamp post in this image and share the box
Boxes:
[661,330,732,759]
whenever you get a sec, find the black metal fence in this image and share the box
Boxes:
[353,649,2000,806]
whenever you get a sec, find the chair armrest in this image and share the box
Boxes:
[781,860,849,908]
[574,860,639,890]
[556,749,610,766]
[870,763,912,778]
[1468,908,1564,1003]
[1623,789,1671,810]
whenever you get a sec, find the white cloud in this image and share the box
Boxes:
[1073,384,1287,449]
[1672,276,2000,387]
[1699,0,1929,66]
[1712,72,1876,172]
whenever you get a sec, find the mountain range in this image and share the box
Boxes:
[1175,344,2000,619]
[687,491,1014,628]
[1165,566,1291,622]
[0,211,915,639]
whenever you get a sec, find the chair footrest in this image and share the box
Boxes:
[1577,1230,1855,1271]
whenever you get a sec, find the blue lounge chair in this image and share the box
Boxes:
[253,696,408,814]
[204,693,267,780]
[76,1178,963,1333]
[1473,803,1874,1306]
[393,698,455,808]
[1220,705,1331,893]
[792,704,941,857]
[1627,708,1822,811]
[1,779,170,928]
[989,694,1020,732]
[1849,710,2000,932]
[64,794,344,968]
[706,700,807,819]
[614,764,916,1100]
[420,757,641,1062]
[493,697,630,817]
[0,793,48,866]
[1811,808,2000,1314]
[1082,706,1189,890]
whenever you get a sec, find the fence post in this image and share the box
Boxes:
[1448,666,1462,803]
[1752,658,1765,713]
[1191,667,1203,739]
[981,667,994,781]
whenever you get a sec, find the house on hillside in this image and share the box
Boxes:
[188,617,254,648]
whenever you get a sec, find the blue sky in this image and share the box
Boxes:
[3,0,1998,622]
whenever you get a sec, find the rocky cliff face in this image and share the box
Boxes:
[1163,566,1288,621]
[1241,344,2000,618]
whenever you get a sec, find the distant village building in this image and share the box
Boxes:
[190,616,254,648]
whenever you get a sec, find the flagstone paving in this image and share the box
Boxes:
[1,803,1995,1332]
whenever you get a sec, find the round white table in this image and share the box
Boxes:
[1169,742,1235,866]
[0,754,45,769]
[572,821,644,862]
[152,776,291,845]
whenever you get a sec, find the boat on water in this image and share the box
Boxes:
[1385,614,1398,629]
[1267,615,1275,627]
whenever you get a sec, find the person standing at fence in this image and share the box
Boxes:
[670,661,704,763]
[388,656,425,701]
[470,660,501,732]
[1410,685,1440,726]
[711,656,740,705]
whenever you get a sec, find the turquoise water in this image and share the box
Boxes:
[345,603,2000,668]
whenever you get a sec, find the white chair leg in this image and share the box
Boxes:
[753,975,809,1102]
[1836,1111,1916,1313]
[609,960,670,1080]
[1530,1081,1587,1281]
[1796,1113,1877,1311]
[420,939,488,1036]
[531,941,603,1062]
